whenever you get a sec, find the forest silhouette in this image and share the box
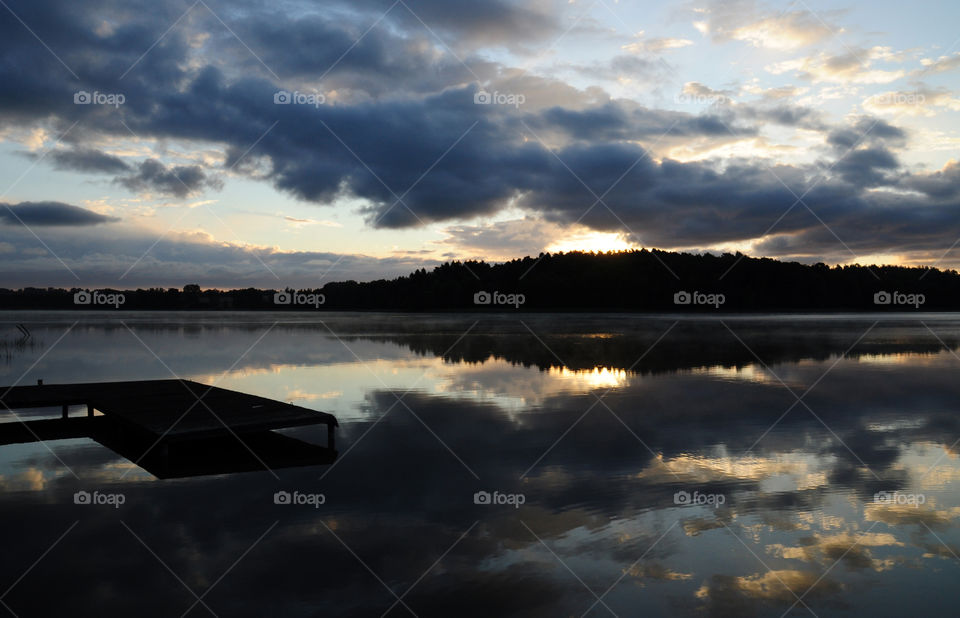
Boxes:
[1,249,956,311]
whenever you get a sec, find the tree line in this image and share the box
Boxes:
[1,250,957,311]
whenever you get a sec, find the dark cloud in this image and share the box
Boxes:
[0,201,119,226]
[534,101,756,141]
[115,158,223,198]
[228,10,485,96]
[827,117,907,151]
[48,147,131,173]
[904,160,960,199]
[738,103,827,130]
[833,146,900,187]
[354,0,565,49]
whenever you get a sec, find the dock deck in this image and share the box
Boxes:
[0,379,338,477]
[0,379,337,442]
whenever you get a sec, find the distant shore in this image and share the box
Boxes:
[1,249,957,312]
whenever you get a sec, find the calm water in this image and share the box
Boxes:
[2,312,960,617]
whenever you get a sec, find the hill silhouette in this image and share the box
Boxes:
[1,249,956,311]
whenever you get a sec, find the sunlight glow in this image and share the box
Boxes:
[548,366,629,389]
[545,231,637,254]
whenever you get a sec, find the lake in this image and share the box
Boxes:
[1,311,959,617]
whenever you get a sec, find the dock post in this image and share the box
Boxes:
[61,404,68,419]
[327,422,335,449]
[87,404,94,417]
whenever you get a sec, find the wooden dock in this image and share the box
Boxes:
[0,379,338,478]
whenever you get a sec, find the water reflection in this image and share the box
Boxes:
[0,416,336,479]
[0,312,959,616]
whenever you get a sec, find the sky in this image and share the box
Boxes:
[0,0,958,288]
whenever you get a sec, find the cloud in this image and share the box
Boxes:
[435,217,570,259]
[693,1,839,50]
[115,158,223,198]
[865,502,958,528]
[919,51,960,75]
[530,98,756,145]
[624,563,692,581]
[902,159,960,200]
[730,12,838,50]
[825,116,906,151]
[623,36,694,54]
[767,48,907,84]
[352,0,565,51]
[0,222,439,287]
[740,84,809,100]
[0,201,119,226]
[739,103,826,131]
[832,146,900,187]
[564,55,669,85]
[282,215,342,228]
[695,569,843,615]
[48,147,131,173]
[767,532,903,572]
[679,81,734,104]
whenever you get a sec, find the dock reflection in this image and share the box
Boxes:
[0,414,336,478]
